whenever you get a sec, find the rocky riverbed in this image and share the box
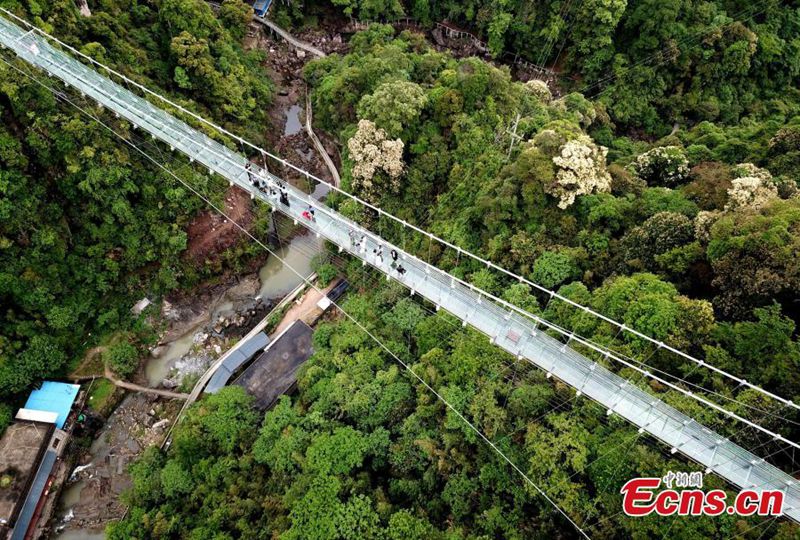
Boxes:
[148,273,273,389]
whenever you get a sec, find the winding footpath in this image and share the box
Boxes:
[254,16,326,58]
[305,91,341,187]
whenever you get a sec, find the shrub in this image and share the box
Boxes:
[104,341,139,379]
[0,404,11,437]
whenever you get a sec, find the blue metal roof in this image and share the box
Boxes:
[23,381,79,429]
[205,333,269,394]
[253,0,272,17]
[10,450,56,540]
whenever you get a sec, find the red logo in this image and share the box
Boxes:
[621,475,784,517]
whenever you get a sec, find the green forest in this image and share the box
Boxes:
[1,0,800,538]
[0,0,271,421]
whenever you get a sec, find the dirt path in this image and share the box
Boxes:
[273,278,339,335]
[305,91,340,187]
[245,20,339,191]
[255,16,326,58]
[103,365,189,400]
[70,347,189,400]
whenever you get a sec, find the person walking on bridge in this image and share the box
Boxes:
[245,162,256,185]
[257,168,269,191]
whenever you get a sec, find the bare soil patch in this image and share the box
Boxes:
[184,186,253,262]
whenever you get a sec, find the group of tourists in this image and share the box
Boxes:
[247,160,407,278]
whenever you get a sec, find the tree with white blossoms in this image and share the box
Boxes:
[698,163,784,238]
[694,210,720,243]
[732,162,772,181]
[524,79,552,103]
[347,119,405,202]
[725,176,779,211]
[549,136,612,209]
[632,146,690,186]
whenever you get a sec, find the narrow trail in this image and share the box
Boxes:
[305,91,341,187]
[70,346,189,400]
[254,16,326,58]
[103,365,189,400]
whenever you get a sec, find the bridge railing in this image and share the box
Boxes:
[12,5,794,422]
[3,10,800,521]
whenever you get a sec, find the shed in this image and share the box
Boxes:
[252,0,272,17]
[235,321,313,410]
[23,382,80,430]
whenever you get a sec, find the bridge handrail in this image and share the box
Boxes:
[4,12,800,521]
[2,6,793,414]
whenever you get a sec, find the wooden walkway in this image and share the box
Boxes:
[254,16,325,58]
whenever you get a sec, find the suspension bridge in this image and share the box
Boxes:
[1,9,799,525]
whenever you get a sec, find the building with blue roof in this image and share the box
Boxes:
[1,381,78,539]
[23,381,80,429]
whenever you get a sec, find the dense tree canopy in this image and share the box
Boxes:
[0,0,272,402]
[111,280,800,539]
[2,0,800,537]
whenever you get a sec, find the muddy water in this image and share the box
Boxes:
[143,232,320,387]
[284,104,303,135]
[58,480,86,510]
[145,326,200,387]
[258,233,322,298]
[145,299,240,386]
[53,530,105,540]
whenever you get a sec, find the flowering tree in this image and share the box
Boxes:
[347,119,405,202]
[725,176,779,211]
[632,146,690,186]
[524,79,552,103]
[725,163,782,211]
[549,136,612,209]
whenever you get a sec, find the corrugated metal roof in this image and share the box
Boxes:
[238,332,269,357]
[252,0,272,17]
[24,381,79,429]
[10,450,56,540]
[14,409,58,425]
[205,333,269,394]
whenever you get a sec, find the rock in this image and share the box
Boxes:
[153,419,170,430]
[226,274,260,299]
[161,300,176,319]
[148,409,155,417]
[214,344,222,355]
[70,463,93,481]
[296,49,306,59]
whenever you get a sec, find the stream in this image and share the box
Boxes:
[144,232,321,387]
[284,104,302,136]
[52,27,331,539]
